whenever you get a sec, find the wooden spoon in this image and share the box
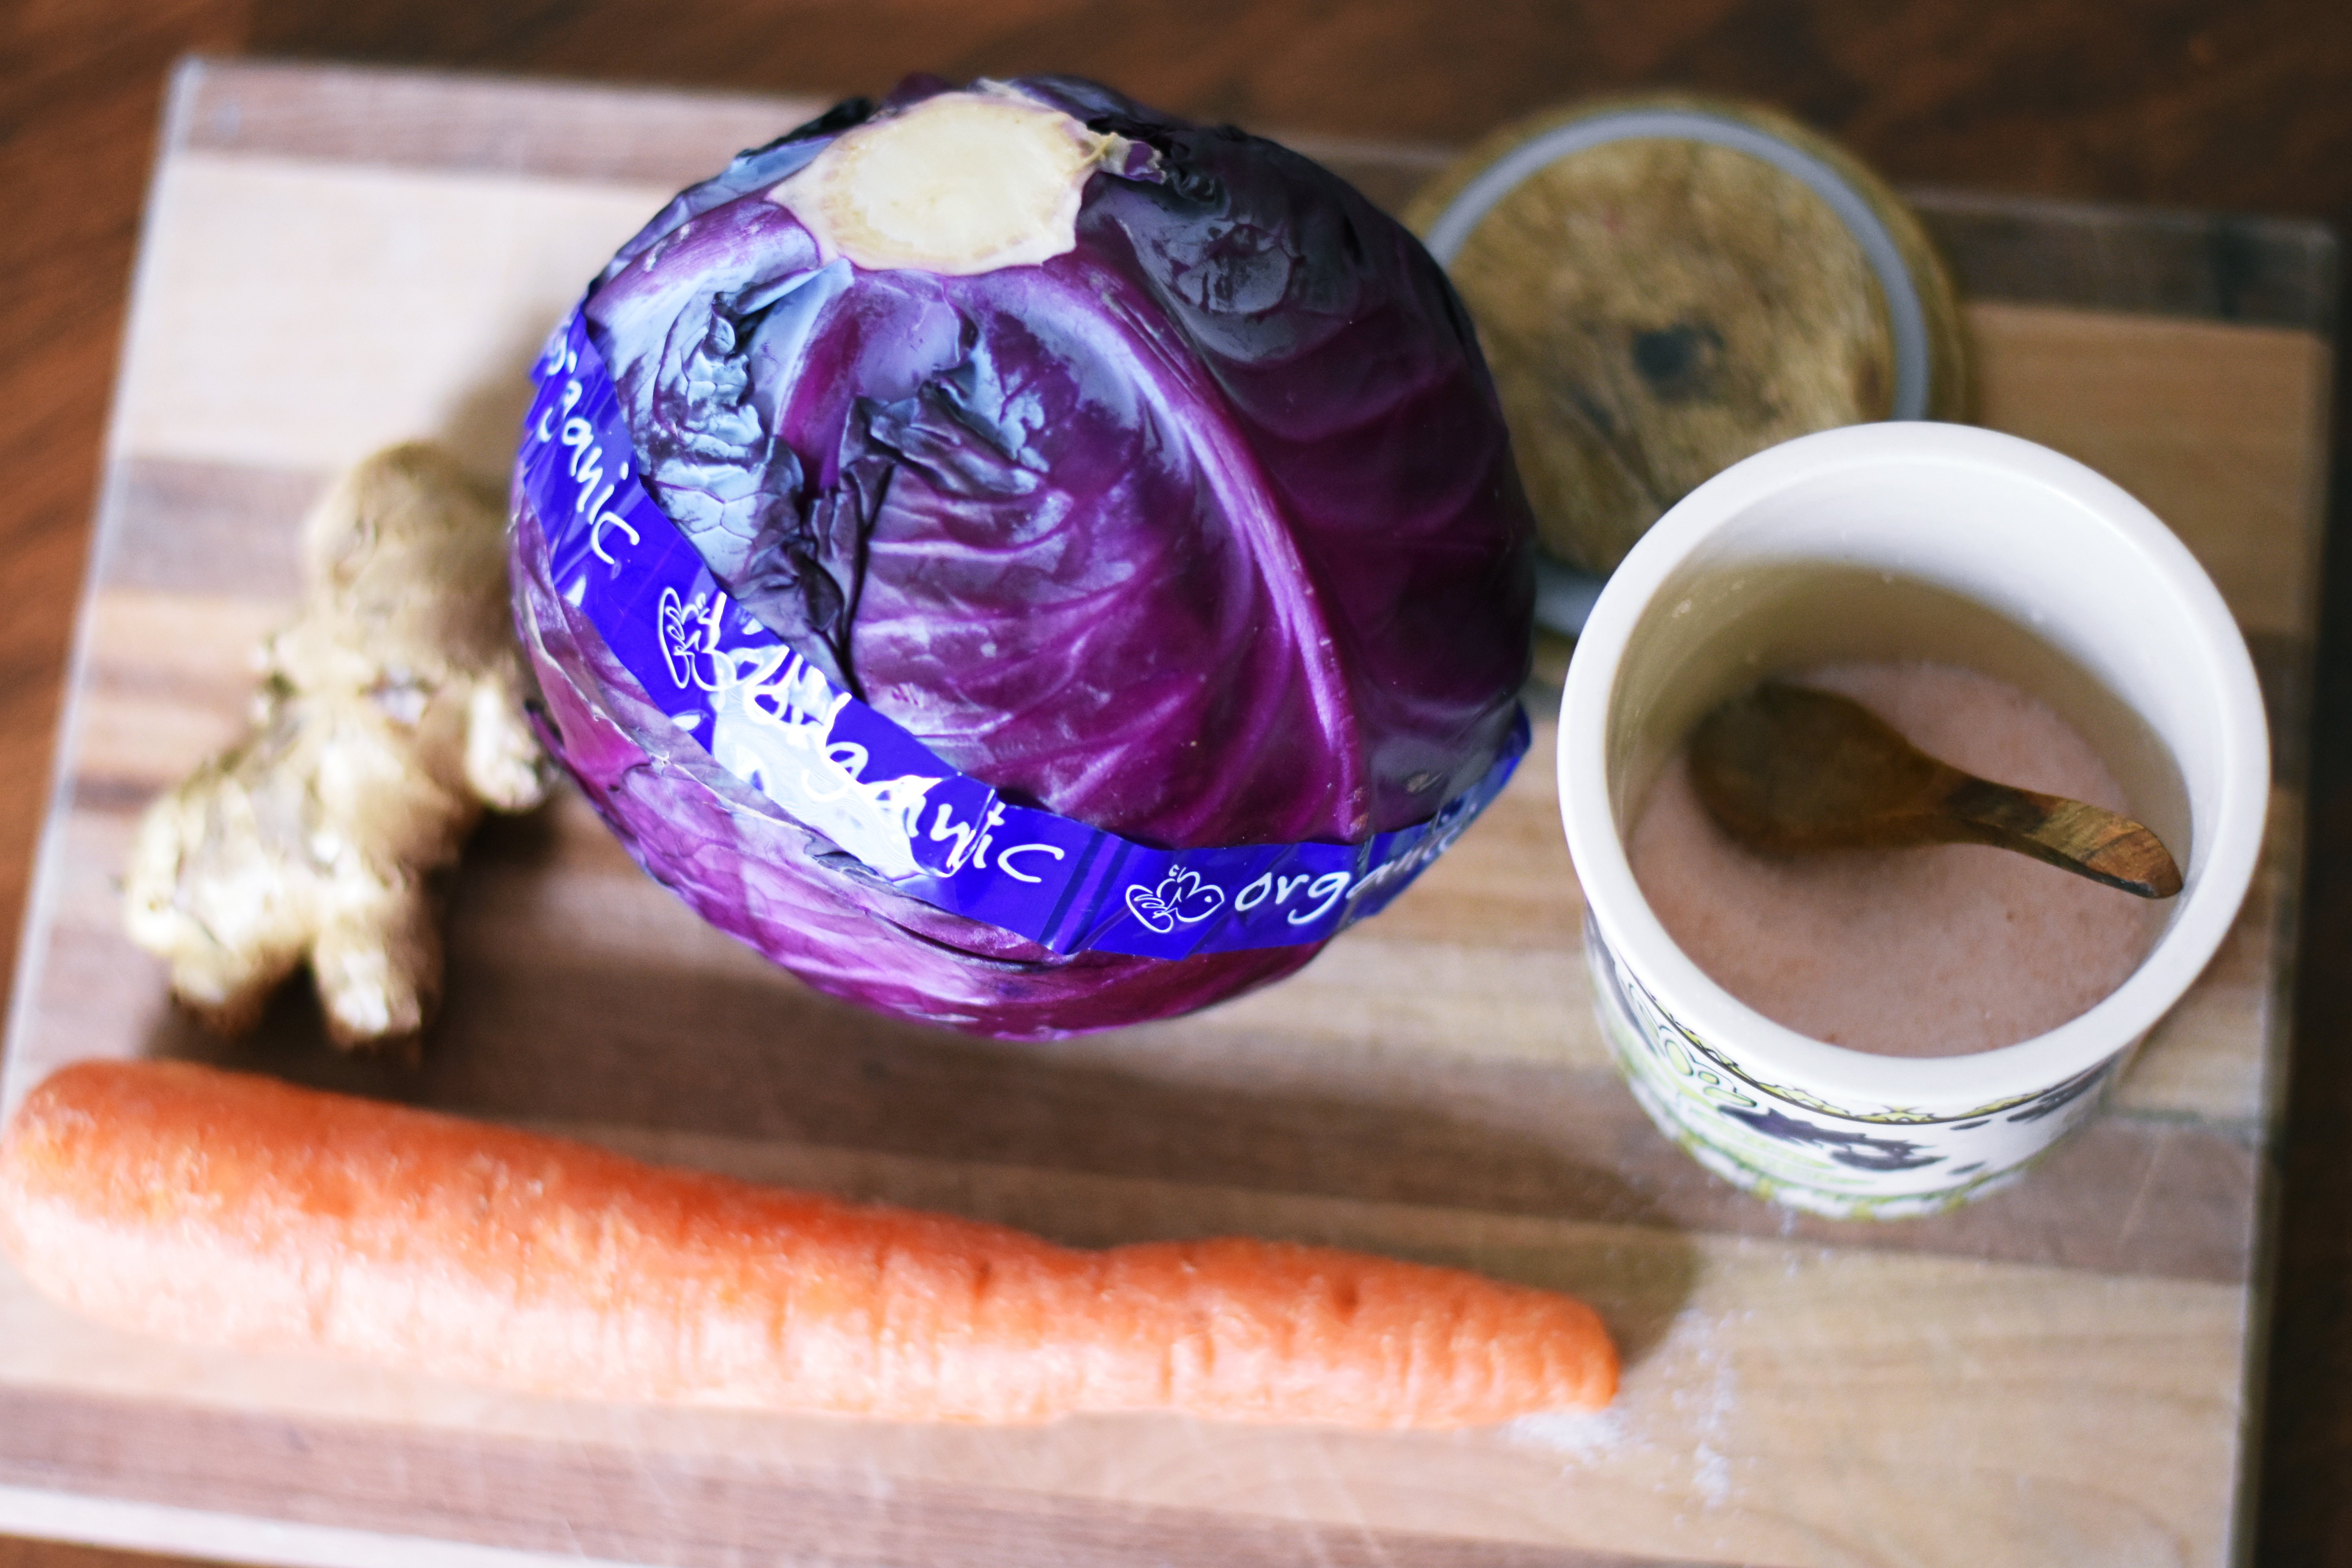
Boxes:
[1687,682,2183,898]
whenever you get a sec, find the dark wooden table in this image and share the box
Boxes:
[5,4,2349,1565]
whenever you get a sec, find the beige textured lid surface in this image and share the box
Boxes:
[1407,98,1969,584]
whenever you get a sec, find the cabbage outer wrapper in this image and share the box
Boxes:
[512,499,1319,1039]
[525,75,1534,1036]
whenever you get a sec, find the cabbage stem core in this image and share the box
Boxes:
[777,91,1117,276]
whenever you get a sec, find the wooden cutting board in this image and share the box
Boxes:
[0,58,2334,1568]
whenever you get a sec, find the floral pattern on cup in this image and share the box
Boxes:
[1584,914,2120,1219]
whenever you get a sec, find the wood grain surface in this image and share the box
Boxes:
[1,7,2347,1568]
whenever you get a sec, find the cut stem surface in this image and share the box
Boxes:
[777,89,1117,276]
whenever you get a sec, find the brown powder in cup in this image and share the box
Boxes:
[1626,661,2170,1057]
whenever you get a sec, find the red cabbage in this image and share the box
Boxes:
[511,75,1534,1037]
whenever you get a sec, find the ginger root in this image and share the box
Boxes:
[125,442,550,1048]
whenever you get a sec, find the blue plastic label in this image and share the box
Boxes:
[520,309,1526,959]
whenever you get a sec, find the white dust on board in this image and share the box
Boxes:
[1508,1299,1755,1512]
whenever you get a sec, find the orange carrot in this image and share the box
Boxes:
[0,1059,1615,1426]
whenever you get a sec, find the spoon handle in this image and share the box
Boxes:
[1932,775,2185,898]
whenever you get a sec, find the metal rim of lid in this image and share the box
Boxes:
[1422,106,1937,425]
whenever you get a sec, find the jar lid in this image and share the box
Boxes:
[1407,96,1969,613]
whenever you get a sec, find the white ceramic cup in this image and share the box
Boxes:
[1557,423,2269,1218]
